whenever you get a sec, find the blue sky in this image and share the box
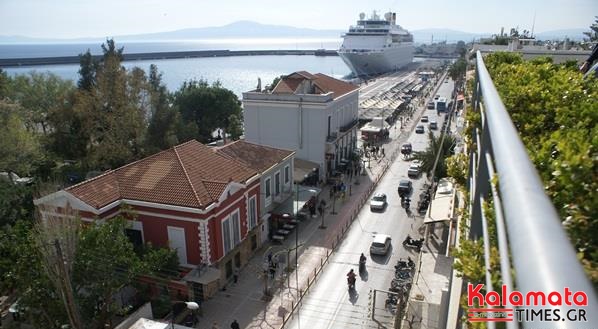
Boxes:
[1,0,596,38]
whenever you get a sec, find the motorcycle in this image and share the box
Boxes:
[347,275,356,290]
[402,235,424,252]
[395,257,415,271]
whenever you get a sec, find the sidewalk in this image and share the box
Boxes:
[194,79,441,329]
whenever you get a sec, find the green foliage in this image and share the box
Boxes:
[173,79,242,142]
[583,16,598,42]
[269,75,284,91]
[0,180,35,227]
[74,217,141,326]
[446,153,468,186]
[227,113,243,141]
[449,58,467,82]
[2,214,180,328]
[483,51,598,286]
[409,131,455,179]
[146,65,181,152]
[78,50,98,91]
[0,68,8,98]
[0,100,42,175]
[7,72,75,136]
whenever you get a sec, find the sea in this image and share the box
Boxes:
[0,38,350,97]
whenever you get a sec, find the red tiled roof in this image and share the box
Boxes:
[66,140,258,209]
[272,71,358,99]
[216,140,294,173]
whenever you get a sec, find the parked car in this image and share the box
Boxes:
[370,193,387,211]
[370,234,392,255]
[408,161,421,178]
[421,116,428,123]
[415,125,425,134]
[398,180,413,197]
[429,120,438,130]
[401,143,412,155]
[427,102,435,109]
[434,94,440,100]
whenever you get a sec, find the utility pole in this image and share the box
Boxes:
[54,239,83,329]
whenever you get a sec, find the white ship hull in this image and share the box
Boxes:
[339,44,414,77]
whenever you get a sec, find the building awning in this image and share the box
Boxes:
[271,185,321,217]
[294,158,319,183]
[424,179,456,224]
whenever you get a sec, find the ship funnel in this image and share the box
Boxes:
[392,12,396,24]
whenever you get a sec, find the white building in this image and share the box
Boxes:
[242,71,360,180]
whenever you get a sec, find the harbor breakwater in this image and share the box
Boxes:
[0,49,339,67]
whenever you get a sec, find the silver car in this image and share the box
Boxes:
[370,234,392,255]
[370,193,387,211]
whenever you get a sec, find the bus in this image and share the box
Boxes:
[436,97,447,112]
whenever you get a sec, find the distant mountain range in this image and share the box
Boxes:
[0,21,588,44]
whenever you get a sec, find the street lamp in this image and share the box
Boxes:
[171,301,199,329]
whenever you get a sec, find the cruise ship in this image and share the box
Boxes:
[339,11,414,77]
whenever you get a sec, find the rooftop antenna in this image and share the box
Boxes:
[531,10,536,39]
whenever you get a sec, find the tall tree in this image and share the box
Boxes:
[77,50,97,91]
[146,65,181,151]
[0,100,42,176]
[583,16,598,42]
[408,131,455,179]
[7,72,75,135]
[173,79,243,142]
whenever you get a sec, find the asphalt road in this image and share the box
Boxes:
[285,75,455,329]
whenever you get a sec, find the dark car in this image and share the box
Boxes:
[398,180,413,197]
[401,143,412,155]
[421,116,429,123]
[415,125,425,134]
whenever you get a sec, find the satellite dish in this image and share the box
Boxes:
[359,12,365,20]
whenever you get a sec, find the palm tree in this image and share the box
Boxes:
[408,131,455,179]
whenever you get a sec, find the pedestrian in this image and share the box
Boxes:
[269,262,276,279]
[381,147,385,158]
[329,187,334,199]
[230,320,240,329]
[233,266,239,284]
[212,321,220,329]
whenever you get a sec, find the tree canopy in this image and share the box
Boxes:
[483,51,598,286]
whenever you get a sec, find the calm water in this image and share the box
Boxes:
[1,39,350,97]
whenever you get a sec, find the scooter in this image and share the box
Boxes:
[402,235,424,252]
[347,275,356,290]
[395,257,415,271]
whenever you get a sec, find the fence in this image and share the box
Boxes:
[468,50,597,329]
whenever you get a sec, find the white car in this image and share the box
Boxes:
[370,193,387,211]
[408,161,421,178]
[370,234,392,255]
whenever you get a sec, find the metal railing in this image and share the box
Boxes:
[468,50,597,329]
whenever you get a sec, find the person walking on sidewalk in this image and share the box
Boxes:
[233,266,239,284]
[212,321,221,329]
[230,320,240,329]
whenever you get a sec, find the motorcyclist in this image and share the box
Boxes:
[347,269,357,288]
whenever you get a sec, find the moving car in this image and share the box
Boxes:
[421,115,429,123]
[370,193,387,211]
[401,143,412,155]
[429,120,438,130]
[370,234,392,255]
[408,161,421,178]
[427,102,435,109]
[434,94,440,100]
[415,125,425,134]
[398,179,413,197]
